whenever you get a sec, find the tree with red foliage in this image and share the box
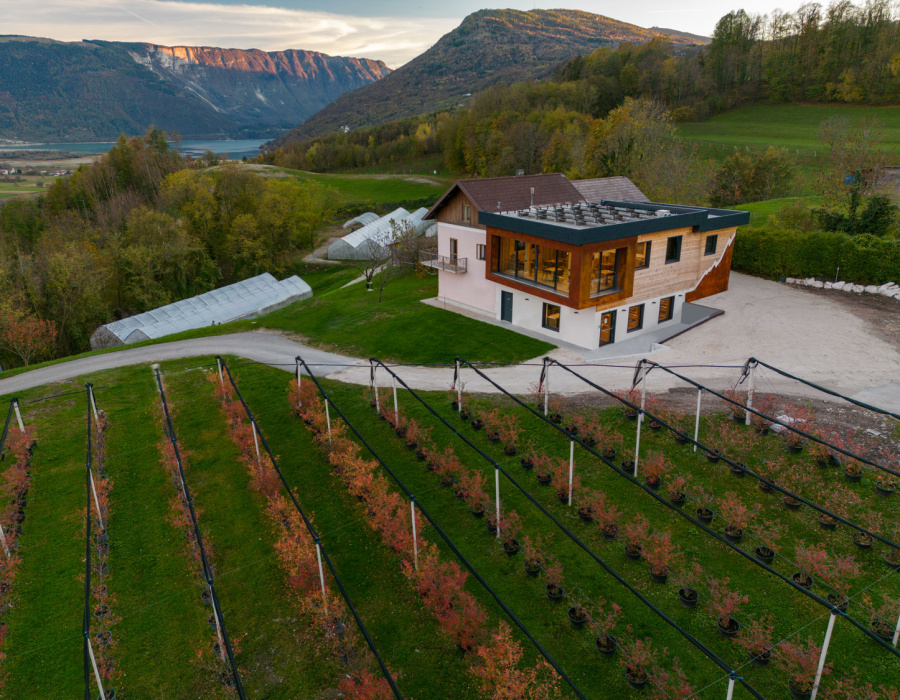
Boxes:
[471,621,564,700]
[707,578,748,634]
[338,669,395,699]
[0,309,57,366]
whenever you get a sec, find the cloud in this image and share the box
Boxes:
[2,0,458,67]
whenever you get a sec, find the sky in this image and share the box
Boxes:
[0,0,859,68]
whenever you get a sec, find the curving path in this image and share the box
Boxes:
[1,274,898,413]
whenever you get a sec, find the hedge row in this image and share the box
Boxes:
[732,228,900,286]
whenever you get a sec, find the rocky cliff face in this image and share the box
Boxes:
[121,43,391,130]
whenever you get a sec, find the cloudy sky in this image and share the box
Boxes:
[2,0,851,68]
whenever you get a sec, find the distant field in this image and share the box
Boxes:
[271,166,450,205]
[0,176,54,200]
[677,104,900,159]
[739,195,824,226]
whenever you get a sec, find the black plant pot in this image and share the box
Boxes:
[792,572,814,590]
[787,442,804,454]
[201,589,213,606]
[729,463,746,478]
[624,544,642,561]
[872,618,895,642]
[875,481,896,497]
[827,593,849,612]
[705,452,720,463]
[621,460,635,472]
[717,617,741,637]
[624,410,638,421]
[625,669,648,689]
[783,496,803,511]
[415,449,427,461]
[596,634,618,656]
[487,432,501,444]
[819,514,837,531]
[602,448,616,460]
[546,583,564,602]
[674,433,690,445]
[758,480,774,493]
[487,521,498,536]
[844,468,863,483]
[504,445,517,456]
[583,436,597,447]
[649,567,668,584]
[755,546,775,565]
[460,409,470,420]
[441,475,455,488]
[471,419,484,431]
[724,527,743,544]
[395,426,408,438]
[852,532,874,550]
[525,561,542,577]
[537,473,551,486]
[749,650,771,668]
[649,421,662,432]
[885,552,900,571]
[503,539,520,556]
[568,606,588,629]
[645,476,660,491]
[755,426,770,436]
[470,505,485,519]
[577,507,594,523]
[696,507,714,524]
[601,524,619,541]
[789,679,813,700]
[450,400,458,410]
[550,413,563,424]
[520,458,534,470]
[678,587,699,608]
[669,491,686,507]
[565,425,579,437]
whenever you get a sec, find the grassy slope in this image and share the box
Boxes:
[739,196,824,227]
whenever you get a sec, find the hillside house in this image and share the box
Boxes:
[422,174,749,352]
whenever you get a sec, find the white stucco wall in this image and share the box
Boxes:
[436,223,495,314]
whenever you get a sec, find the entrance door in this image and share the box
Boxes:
[599,311,616,346]
[500,291,513,322]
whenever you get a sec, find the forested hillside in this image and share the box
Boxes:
[270,9,707,144]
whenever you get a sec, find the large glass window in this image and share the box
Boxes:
[659,296,674,322]
[493,236,571,294]
[589,248,626,296]
[635,241,651,269]
[542,303,561,332]
[627,304,644,332]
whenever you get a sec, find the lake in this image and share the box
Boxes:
[0,139,268,160]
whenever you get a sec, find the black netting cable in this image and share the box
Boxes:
[217,358,403,699]
[83,386,92,700]
[549,360,899,551]
[648,361,895,477]
[154,369,246,700]
[295,357,589,700]
[508,358,900,658]
[750,358,900,422]
[375,358,767,700]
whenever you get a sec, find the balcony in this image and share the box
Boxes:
[419,251,467,274]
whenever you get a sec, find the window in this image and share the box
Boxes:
[659,296,674,322]
[493,237,571,294]
[665,235,682,264]
[627,304,644,332]
[542,303,561,332]
[705,234,718,256]
[476,244,485,261]
[449,238,458,262]
[589,248,626,296]
[635,241,651,269]
[463,204,471,222]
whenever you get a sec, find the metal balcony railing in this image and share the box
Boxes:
[419,251,467,273]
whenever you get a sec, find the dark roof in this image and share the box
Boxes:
[424,173,584,220]
[571,176,649,203]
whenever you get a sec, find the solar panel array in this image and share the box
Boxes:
[99,273,312,344]
[509,202,673,228]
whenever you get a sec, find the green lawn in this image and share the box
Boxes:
[260,166,450,205]
[739,196,824,227]
[677,103,900,159]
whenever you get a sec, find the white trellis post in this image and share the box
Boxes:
[745,361,756,426]
[315,542,328,616]
[324,401,332,443]
[216,357,224,385]
[13,399,24,434]
[251,420,262,463]
[456,360,462,413]
[88,385,99,422]
[392,375,399,425]
[693,389,702,453]
[543,359,550,417]
[210,586,224,651]
[86,636,107,700]
[295,360,303,408]
[89,469,105,531]
[892,608,900,647]
[0,522,9,559]
[725,675,735,700]
[633,363,647,477]
[567,439,575,506]
[373,367,380,412]
[410,500,419,571]
[810,611,838,700]
[495,468,501,540]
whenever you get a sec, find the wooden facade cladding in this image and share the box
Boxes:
[433,191,483,229]
[484,226,636,311]
[686,235,735,302]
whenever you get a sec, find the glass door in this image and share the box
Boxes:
[599,311,616,346]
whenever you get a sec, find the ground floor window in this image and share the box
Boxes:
[659,296,674,322]
[542,303,561,332]
[627,304,644,332]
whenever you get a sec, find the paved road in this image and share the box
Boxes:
[0,332,360,397]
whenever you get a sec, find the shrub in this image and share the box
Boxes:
[471,622,564,700]
[707,578,748,630]
[618,630,659,683]
[644,530,679,576]
[736,614,775,660]
[718,492,759,535]
[773,638,829,695]
[622,514,650,554]
[550,458,581,501]
[641,451,671,486]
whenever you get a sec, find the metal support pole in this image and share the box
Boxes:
[211,585,225,651]
[325,401,332,443]
[392,375,399,425]
[543,358,550,417]
[295,360,302,408]
[693,389,702,453]
[13,399,24,434]
[88,385,99,422]
[892,609,900,647]
[494,468,501,540]
[567,439,575,507]
[810,611,837,700]
[410,500,419,571]
[745,361,756,426]
[315,542,328,617]
[374,370,380,412]
[0,522,10,558]
[456,360,462,413]
[89,469,105,531]
[216,357,224,385]
[251,420,261,463]
[725,675,736,700]
[86,637,107,700]
[634,365,646,477]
